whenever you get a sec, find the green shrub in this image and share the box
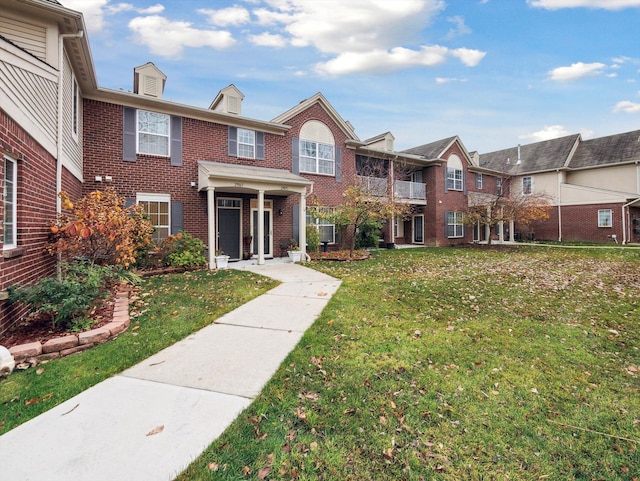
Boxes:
[306,225,320,253]
[355,220,382,249]
[159,231,207,268]
[8,260,121,329]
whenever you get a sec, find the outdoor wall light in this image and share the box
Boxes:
[95,175,102,182]
[104,175,113,182]
[278,209,283,216]
[190,181,197,188]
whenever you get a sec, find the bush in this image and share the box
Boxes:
[355,220,382,249]
[157,232,207,268]
[306,225,320,253]
[9,261,123,329]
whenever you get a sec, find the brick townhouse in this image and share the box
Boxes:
[2,0,639,330]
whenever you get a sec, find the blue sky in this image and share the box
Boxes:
[60,0,640,153]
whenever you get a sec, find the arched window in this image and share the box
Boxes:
[299,120,335,175]
[446,154,463,191]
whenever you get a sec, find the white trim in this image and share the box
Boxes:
[136,193,171,243]
[136,109,171,157]
[412,214,424,244]
[3,155,18,250]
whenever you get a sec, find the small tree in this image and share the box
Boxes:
[48,188,154,267]
[308,182,409,257]
[464,177,551,244]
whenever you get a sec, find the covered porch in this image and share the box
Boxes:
[198,161,313,267]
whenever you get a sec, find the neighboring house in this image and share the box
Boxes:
[479,131,640,244]
[1,0,94,330]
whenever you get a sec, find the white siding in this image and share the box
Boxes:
[0,46,57,155]
[0,15,47,61]
[61,53,82,179]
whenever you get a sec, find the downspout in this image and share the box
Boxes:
[557,170,562,241]
[56,31,84,213]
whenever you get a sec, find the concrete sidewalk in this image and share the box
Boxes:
[0,261,341,481]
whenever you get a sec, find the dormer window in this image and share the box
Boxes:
[138,110,170,156]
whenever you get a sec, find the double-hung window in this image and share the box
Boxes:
[137,193,170,243]
[598,209,612,228]
[522,176,533,195]
[138,110,170,156]
[496,177,503,196]
[306,209,336,244]
[3,156,17,249]
[446,167,463,190]
[446,211,464,238]
[300,140,335,175]
[475,173,483,189]
[237,128,256,158]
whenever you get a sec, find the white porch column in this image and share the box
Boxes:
[299,193,307,261]
[484,205,491,242]
[206,187,216,269]
[257,190,265,265]
[509,220,515,242]
[498,207,505,243]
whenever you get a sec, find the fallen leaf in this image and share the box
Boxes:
[36,368,45,375]
[258,467,271,479]
[243,465,252,476]
[531,388,539,394]
[146,425,164,436]
[343,407,356,415]
[24,397,39,406]
[208,462,220,471]
[42,393,53,401]
[310,441,318,451]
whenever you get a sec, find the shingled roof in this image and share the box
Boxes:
[569,129,640,169]
[479,134,580,175]
[402,136,458,160]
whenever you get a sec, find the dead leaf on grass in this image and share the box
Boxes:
[208,462,220,471]
[24,397,39,406]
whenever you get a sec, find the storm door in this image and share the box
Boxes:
[217,198,241,260]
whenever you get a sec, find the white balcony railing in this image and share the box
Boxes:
[394,180,426,200]
[357,176,388,196]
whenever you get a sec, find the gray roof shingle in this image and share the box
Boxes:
[402,136,457,159]
[569,129,640,169]
[479,134,580,175]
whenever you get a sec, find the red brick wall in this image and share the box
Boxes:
[555,203,624,243]
[82,99,356,251]
[1,110,81,331]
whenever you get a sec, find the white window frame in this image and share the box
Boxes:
[3,155,17,250]
[137,193,171,243]
[237,128,256,159]
[475,173,483,189]
[447,211,464,238]
[496,177,503,196]
[300,140,335,176]
[137,110,170,157]
[394,215,404,238]
[306,209,336,244]
[522,176,533,195]
[598,209,612,228]
[446,167,463,191]
[71,73,79,141]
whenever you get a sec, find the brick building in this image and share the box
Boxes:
[2,0,639,332]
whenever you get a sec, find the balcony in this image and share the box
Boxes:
[395,180,426,203]
[357,176,388,197]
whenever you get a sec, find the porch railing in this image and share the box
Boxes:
[394,180,426,200]
[357,175,388,197]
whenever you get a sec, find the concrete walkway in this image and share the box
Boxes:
[0,260,341,481]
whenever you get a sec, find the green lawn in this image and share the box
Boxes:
[176,247,640,480]
[0,269,277,433]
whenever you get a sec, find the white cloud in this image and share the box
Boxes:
[249,32,287,47]
[528,0,640,9]
[446,16,472,39]
[613,101,640,113]
[451,48,487,67]
[139,4,165,15]
[128,16,235,57]
[435,77,468,84]
[315,45,485,76]
[61,0,109,32]
[520,125,571,142]
[198,6,250,26]
[548,62,606,81]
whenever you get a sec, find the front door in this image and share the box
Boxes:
[218,198,241,260]
[251,200,273,257]
[413,215,424,244]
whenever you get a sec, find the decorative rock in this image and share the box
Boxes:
[42,335,79,354]
[9,342,42,361]
[0,345,15,375]
[61,344,94,357]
